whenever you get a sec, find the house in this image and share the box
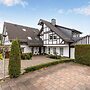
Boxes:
[2,22,44,55]
[2,19,83,58]
[38,19,82,59]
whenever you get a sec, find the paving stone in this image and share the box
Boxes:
[0,60,90,90]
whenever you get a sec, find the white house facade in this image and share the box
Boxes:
[2,19,84,59]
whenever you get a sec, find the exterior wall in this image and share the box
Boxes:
[45,46,69,57]
[33,47,39,55]
[40,24,65,45]
[74,36,90,45]
[63,47,69,57]
[4,35,11,45]
[21,45,32,53]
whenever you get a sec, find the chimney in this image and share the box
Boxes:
[51,19,56,25]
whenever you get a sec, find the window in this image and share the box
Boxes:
[27,37,32,40]
[53,47,56,55]
[49,35,53,40]
[49,34,57,40]
[48,47,50,54]
[60,48,63,56]
[21,47,24,53]
[54,35,57,39]
[22,28,26,31]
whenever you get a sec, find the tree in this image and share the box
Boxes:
[8,39,21,78]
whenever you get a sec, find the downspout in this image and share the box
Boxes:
[69,43,71,58]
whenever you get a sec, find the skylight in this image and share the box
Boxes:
[22,28,26,31]
[28,37,32,40]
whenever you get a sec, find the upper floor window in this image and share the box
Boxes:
[49,35,53,40]
[54,35,57,39]
[49,34,57,40]
[73,33,80,37]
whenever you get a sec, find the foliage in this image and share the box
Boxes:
[75,45,90,66]
[21,53,32,60]
[8,39,21,78]
[24,59,74,73]
[47,54,61,59]
[0,53,3,60]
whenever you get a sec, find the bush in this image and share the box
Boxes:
[24,59,74,73]
[75,45,90,66]
[8,39,21,78]
[0,53,2,60]
[21,53,32,60]
[47,54,61,59]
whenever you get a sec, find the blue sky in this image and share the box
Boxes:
[0,0,90,36]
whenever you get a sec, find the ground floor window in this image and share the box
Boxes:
[53,47,56,55]
[21,47,24,53]
[60,48,63,56]
[48,47,50,54]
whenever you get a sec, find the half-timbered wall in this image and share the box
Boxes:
[40,24,66,45]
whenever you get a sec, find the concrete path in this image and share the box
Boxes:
[0,56,57,79]
[0,62,90,90]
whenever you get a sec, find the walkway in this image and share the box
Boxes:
[0,62,90,90]
[0,56,57,79]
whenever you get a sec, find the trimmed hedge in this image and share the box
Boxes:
[75,45,90,66]
[9,39,21,78]
[47,55,61,59]
[24,59,74,73]
[21,53,32,60]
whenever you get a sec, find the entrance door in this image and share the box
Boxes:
[39,47,41,55]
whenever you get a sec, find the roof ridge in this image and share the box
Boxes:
[4,22,39,30]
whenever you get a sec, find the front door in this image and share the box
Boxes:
[39,47,41,55]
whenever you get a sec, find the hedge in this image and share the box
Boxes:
[9,39,21,78]
[21,53,32,60]
[47,54,61,59]
[75,45,90,66]
[24,59,74,73]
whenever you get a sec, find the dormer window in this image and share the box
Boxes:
[28,37,32,40]
[73,33,80,37]
[22,28,26,31]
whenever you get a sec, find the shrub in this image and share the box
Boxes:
[24,59,74,73]
[0,53,2,60]
[21,53,32,60]
[75,45,90,66]
[8,39,21,78]
[47,54,61,59]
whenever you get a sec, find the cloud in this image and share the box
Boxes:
[0,0,28,7]
[58,9,64,14]
[68,5,90,16]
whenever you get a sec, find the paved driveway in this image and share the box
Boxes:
[0,62,90,90]
[0,56,57,79]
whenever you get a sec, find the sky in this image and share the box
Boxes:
[0,0,90,36]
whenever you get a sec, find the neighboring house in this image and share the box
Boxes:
[2,22,43,55]
[72,35,90,45]
[2,19,83,58]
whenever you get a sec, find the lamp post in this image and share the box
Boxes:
[2,34,7,81]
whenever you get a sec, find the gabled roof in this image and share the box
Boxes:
[38,19,82,43]
[3,22,43,46]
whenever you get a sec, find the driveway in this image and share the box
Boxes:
[0,62,90,90]
[0,56,57,79]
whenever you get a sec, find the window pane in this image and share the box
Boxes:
[60,48,63,55]
[21,48,24,53]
